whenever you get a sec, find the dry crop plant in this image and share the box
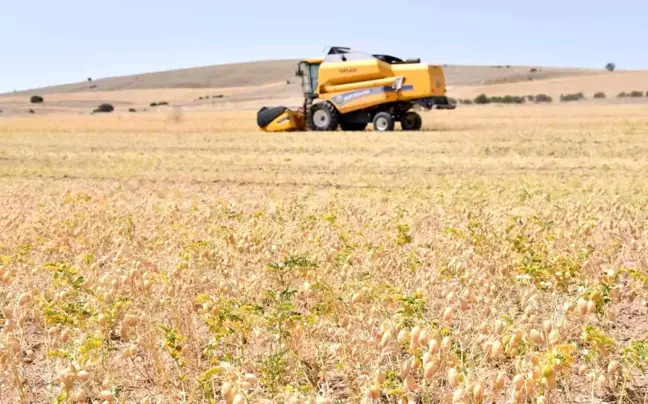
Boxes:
[1,107,648,404]
[2,182,647,404]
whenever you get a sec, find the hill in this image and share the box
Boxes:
[4,59,603,97]
[449,70,648,100]
[5,60,301,96]
[1,58,643,116]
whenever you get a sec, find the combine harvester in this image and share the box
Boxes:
[257,46,454,132]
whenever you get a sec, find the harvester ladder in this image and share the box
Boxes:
[299,64,314,129]
[303,97,313,129]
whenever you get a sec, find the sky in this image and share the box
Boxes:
[1,0,647,93]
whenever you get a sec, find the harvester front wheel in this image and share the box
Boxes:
[401,111,422,131]
[373,112,395,132]
[309,102,339,131]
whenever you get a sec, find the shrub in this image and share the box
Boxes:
[617,92,628,98]
[529,68,538,73]
[158,101,169,106]
[128,108,137,112]
[93,103,114,113]
[214,94,224,99]
[89,85,97,89]
[526,95,535,102]
[28,109,35,114]
[605,63,616,72]
[474,94,490,104]
[535,94,553,103]
[150,102,158,107]
[594,92,606,99]
[560,92,585,102]
[508,95,525,104]
[459,99,473,105]
[630,91,643,98]
[30,95,44,104]
[448,98,457,105]
[489,95,525,104]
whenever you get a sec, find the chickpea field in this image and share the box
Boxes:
[1,105,647,403]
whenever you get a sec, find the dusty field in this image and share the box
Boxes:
[1,105,648,404]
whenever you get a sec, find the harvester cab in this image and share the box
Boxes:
[257,46,454,132]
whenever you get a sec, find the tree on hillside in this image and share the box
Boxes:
[605,63,616,72]
[93,104,114,113]
[474,94,490,104]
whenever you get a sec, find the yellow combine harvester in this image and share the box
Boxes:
[257,46,454,132]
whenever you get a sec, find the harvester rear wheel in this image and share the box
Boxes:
[373,112,395,132]
[401,111,422,131]
[340,122,367,131]
[308,102,339,131]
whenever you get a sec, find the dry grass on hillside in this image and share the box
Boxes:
[0,59,633,117]
[1,105,648,404]
[4,60,596,97]
[0,82,299,116]
[449,71,648,101]
[6,60,301,96]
